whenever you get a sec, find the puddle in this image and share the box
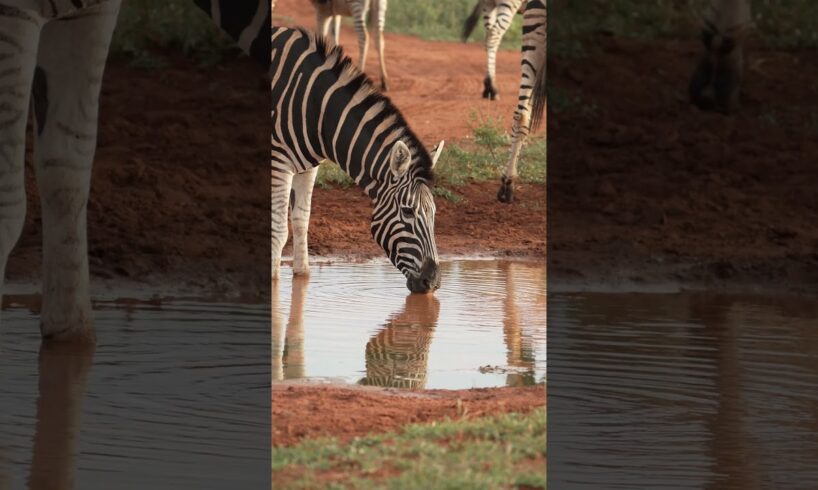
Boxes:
[0,297,268,489]
[272,259,546,390]
[549,292,818,488]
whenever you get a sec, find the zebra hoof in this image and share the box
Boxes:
[482,77,499,101]
[497,177,514,203]
[381,80,389,92]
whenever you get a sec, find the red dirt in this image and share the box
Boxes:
[549,35,818,293]
[7,2,545,291]
[272,384,545,447]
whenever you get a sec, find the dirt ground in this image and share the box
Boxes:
[549,35,818,294]
[6,2,545,294]
[272,384,545,447]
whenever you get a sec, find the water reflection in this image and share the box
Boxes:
[28,344,94,490]
[359,294,440,389]
[271,260,546,389]
[550,292,818,488]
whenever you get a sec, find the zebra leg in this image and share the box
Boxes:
[317,10,332,42]
[497,100,531,203]
[374,0,389,91]
[690,0,751,114]
[351,2,370,71]
[0,8,42,308]
[332,15,342,45]
[271,164,294,280]
[484,2,517,100]
[33,0,121,342]
[290,167,318,275]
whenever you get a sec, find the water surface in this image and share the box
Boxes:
[0,296,268,489]
[549,292,818,489]
[272,259,547,390]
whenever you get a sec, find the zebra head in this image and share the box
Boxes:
[371,139,444,294]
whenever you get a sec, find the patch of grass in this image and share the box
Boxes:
[550,0,818,57]
[315,161,355,189]
[272,408,546,489]
[109,0,239,67]
[385,0,523,50]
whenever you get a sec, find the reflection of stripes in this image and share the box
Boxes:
[309,0,390,90]
[462,0,525,100]
[359,324,435,389]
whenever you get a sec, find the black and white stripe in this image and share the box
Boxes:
[462,0,525,100]
[496,0,545,203]
[309,0,390,91]
[0,0,269,341]
[270,27,442,293]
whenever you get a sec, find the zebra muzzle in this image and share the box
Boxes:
[406,258,441,294]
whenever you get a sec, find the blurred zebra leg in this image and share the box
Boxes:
[373,0,389,90]
[689,0,751,113]
[33,0,121,342]
[290,167,318,275]
[0,7,40,305]
[271,161,294,280]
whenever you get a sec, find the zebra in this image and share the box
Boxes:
[496,0,545,203]
[271,27,443,294]
[309,0,390,91]
[358,293,439,389]
[0,0,270,342]
[462,0,525,101]
[689,0,752,114]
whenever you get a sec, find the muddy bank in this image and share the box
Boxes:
[272,383,545,447]
[549,36,818,294]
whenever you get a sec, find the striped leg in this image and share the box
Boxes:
[483,1,520,101]
[290,168,317,275]
[332,15,342,45]
[271,159,294,280]
[690,0,751,114]
[350,0,370,71]
[498,0,545,203]
[373,0,389,91]
[0,7,41,306]
[34,0,121,342]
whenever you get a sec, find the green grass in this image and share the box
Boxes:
[272,408,546,489]
[109,0,239,67]
[384,0,523,50]
[550,0,818,57]
[315,115,545,203]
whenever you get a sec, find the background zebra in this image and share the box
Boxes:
[309,0,390,91]
[462,0,525,101]
[496,0,545,203]
[0,0,269,342]
[689,0,752,114]
[271,27,443,294]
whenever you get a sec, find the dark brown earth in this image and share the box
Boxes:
[549,35,818,294]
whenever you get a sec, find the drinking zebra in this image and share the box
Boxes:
[271,27,442,294]
[689,0,752,114]
[309,0,390,91]
[496,0,545,203]
[0,0,270,342]
[462,0,525,101]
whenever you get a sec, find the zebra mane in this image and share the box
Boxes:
[307,29,436,185]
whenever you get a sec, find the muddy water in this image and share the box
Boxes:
[272,259,546,390]
[550,292,818,488]
[0,296,268,489]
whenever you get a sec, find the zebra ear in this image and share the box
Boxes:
[389,140,412,177]
[430,140,445,168]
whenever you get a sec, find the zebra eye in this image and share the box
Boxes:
[401,206,414,220]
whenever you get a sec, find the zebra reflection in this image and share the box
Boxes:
[271,276,308,381]
[358,294,441,390]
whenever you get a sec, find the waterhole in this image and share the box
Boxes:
[550,292,818,488]
[272,259,547,390]
[0,296,268,489]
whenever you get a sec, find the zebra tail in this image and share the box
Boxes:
[529,57,547,131]
[462,0,481,42]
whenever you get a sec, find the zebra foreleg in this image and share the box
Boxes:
[352,6,370,71]
[373,0,389,91]
[332,15,342,45]
[271,166,293,280]
[0,8,40,311]
[498,106,531,203]
[33,1,121,343]
[290,167,318,275]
